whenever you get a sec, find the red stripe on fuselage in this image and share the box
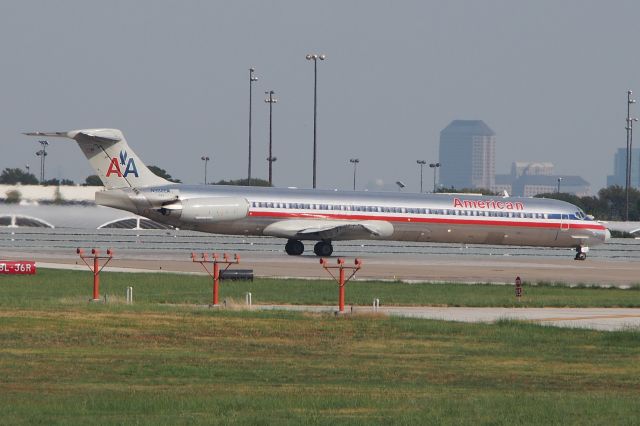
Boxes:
[248,210,606,231]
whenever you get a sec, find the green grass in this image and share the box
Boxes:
[0,269,639,424]
[0,308,639,424]
[1,268,639,308]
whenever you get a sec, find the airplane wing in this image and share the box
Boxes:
[262,219,394,240]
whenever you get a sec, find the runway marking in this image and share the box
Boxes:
[533,314,640,322]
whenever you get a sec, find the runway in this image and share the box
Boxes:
[4,226,637,331]
[26,254,639,287]
[3,227,640,332]
[1,228,639,286]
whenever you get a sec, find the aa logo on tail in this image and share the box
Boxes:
[106,150,139,178]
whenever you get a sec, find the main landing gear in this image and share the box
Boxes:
[574,246,588,261]
[285,239,304,256]
[284,239,334,257]
[313,241,333,257]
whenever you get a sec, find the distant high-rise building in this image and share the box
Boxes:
[439,120,495,190]
[607,148,640,188]
[495,161,590,197]
[511,161,554,178]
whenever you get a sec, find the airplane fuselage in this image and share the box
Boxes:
[25,128,608,259]
[97,183,609,252]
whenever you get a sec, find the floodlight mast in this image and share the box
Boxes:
[626,90,636,221]
[416,160,426,193]
[35,140,49,183]
[306,53,326,189]
[349,158,359,190]
[248,68,258,184]
[265,90,278,186]
[201,156,210,184]
[429,162,440,193]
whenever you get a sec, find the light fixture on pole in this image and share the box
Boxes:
[265,90,278,186]
[248,68,258,185]
[557,177,562,194]
[35,140,49,183]
[626,90,636,221]
[201,156,210,184]
[349,158,359,190]
[306,53,326,189]
[429,162,440,193]
[416,160,426,193]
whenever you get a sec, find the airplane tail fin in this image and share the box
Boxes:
[23,129,170,189]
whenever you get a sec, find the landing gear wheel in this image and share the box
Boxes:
[285,239,304,256]
[574,247,588,261]
[313,241,333,257]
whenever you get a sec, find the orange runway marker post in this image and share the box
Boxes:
[76,248,114,302]
[192,252,240,307]
[320,257,362,314]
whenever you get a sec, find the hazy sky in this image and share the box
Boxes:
[1,1,639,193]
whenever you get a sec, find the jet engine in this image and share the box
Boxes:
[161,197,249,223]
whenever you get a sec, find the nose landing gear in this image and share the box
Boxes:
[574,246,588,261]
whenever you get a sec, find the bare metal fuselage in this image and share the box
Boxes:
[97,184,609,250]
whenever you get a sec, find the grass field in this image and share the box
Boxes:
[1,268,639,309]
[0,270,639,424]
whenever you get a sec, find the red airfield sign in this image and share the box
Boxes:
[0,261,36,275]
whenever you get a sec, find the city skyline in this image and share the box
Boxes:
[1,2,639,194]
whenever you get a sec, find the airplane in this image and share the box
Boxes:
[24,128,609,260]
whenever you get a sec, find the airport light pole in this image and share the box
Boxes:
[630,117,638,198]
[306,53,325,189]
[265,90,278,186]
[248,68,258,185]
[557,177,562,194]
[416,160,426,193]
[429,162,440,193]
[349,158,359,190]
[626,90,636,221]
[201,156,210,184]
[35,140,49,183]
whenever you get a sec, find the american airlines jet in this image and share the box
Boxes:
[25,129,609,260]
